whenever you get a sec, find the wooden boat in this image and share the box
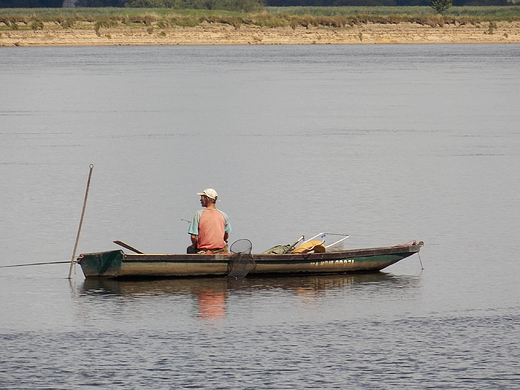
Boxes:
[77,239,423,279]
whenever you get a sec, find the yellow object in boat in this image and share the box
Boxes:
[292,240,326,253]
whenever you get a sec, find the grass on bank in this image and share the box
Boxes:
[1,6,519,32]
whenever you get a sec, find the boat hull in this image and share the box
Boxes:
[78,242,422,279]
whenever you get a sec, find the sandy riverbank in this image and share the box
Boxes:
[1,21,520,46]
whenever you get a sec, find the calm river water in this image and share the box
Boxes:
[1,44,519,389]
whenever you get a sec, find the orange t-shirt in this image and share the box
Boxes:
[189,209,231,250]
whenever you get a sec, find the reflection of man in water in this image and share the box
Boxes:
[196,289,226,319]
[187,188,231,254]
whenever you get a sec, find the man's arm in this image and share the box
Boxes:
[190,234,198,248]
[188,210,202,249]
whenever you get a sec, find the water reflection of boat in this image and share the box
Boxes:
[80,273,420,320]
[77,241,423,279]
[81,277,230,296]
[81,272,420,297]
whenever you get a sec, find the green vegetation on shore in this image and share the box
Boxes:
[1,6,519,32]
[267,5,520,18]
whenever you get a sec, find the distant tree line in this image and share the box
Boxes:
[76,0,126,6]
[264,0,513,5]
[0,0,63,6]
[122,0,262,11]
[0,0,514,9]
[0,0,125,5]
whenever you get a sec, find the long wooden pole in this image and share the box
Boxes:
[68,164,94,279]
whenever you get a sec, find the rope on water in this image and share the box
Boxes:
[0,260,72,268]
[418,252,424,270]
[403,240,425,270]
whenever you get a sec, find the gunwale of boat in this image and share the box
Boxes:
[121,243,422,263]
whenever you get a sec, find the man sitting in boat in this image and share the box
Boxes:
[187,188,232,254]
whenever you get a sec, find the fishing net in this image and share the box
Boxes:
[228,239,255,278]
[230,239,252,255]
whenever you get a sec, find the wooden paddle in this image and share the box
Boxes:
[113,240,145,254]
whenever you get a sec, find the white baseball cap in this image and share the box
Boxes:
[197,188,218,200]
